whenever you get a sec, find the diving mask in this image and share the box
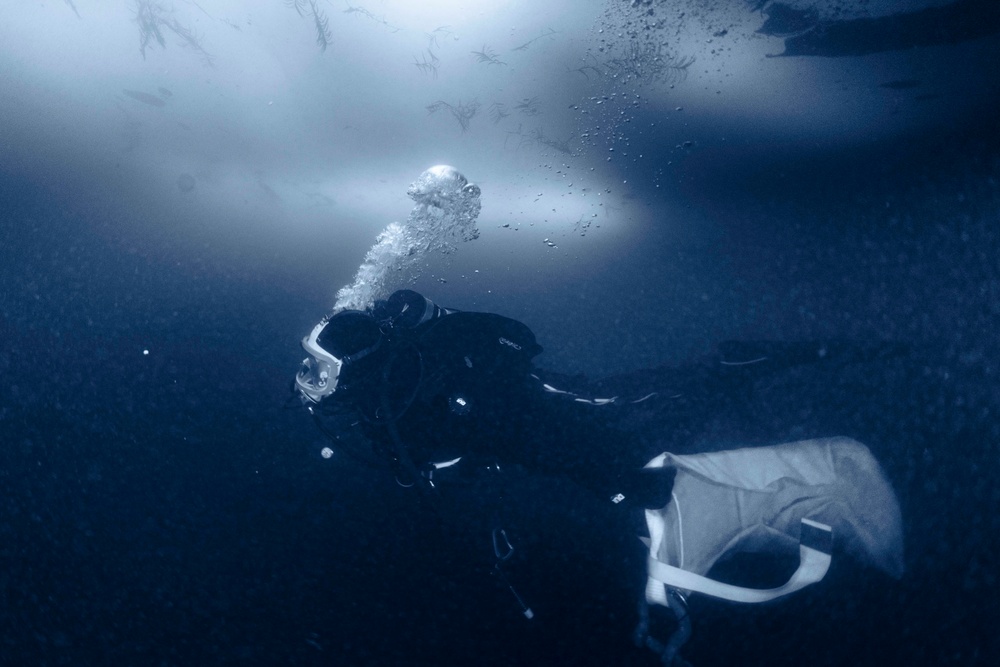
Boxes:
[294,311,383,404]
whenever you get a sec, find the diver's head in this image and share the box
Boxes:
[295,310,383,404]
[406,165,481,209]
[373,289,456,329]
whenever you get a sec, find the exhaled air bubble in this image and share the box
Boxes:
[334,166,481,311]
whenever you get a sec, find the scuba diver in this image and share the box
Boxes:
[294,288,677,510]
[293,289,905,666]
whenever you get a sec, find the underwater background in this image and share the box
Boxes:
[1,1,998,665]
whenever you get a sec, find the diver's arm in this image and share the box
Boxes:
[515,389,675,509]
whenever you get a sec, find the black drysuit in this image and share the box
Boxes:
[325,309,672,508]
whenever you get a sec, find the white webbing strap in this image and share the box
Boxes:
[647,518,833,604]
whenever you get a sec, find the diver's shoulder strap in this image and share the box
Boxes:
[647,518,833,604]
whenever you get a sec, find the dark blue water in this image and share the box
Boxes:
[4,118,999,665]
[4,1,1000,662]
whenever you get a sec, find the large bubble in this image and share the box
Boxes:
[406,165,480,208]
[334,165,481,311]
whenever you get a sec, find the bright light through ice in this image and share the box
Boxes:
[392,0,516,24]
